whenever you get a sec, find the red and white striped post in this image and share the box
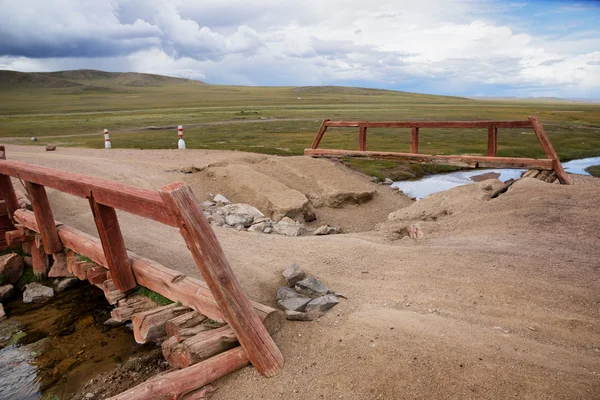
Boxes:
[104,129,111,149]
[177,125,185,149]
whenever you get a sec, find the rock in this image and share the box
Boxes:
[276,286,302,301]
[0,253,24,285]
[0,284,16,301]
[407,224,424,239]
[305,294,339,315]
[23,282,54,304]
[200,200,216,208]
[263,227,273,234]
[277,296,312,312]
[103,318,125,327]
[23,256,33,268]
[31,137,37,142]
[273,217,306,237]
[219,203,264,228]
[303,209,317,222]
[470,172,501,182]
[285,310,316,321]
[46,144,57,151]
[383,178,394,185]
[206,213,225,227]
[313,225,338,236]
[225,213,254,228]
[0,303,5,321]
[56,277,79,292]
[48,252,73,278]
[295,277,330,298]
[370,176,379,183]
[213,194,231,205]
[248,222,267,233]
[282,264,306,287]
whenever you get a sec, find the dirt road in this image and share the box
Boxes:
[5,145,600,399]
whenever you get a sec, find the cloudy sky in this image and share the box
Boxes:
[1,0,599,98]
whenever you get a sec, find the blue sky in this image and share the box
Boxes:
[0,0,598,99]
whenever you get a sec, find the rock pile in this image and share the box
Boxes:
[201,194,338,237]
[276,264,340,321]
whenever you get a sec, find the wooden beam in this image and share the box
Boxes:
[305,148,554,170]
[528,116,571,184]
[88,196,136,292]
[0,147,19,224]
[159,182,284,378]
[0,160,176,226]
[5,229,34,246]
[324,120,532,129]
[107,347,249,400]
[410,127,419,154]
[132,304,191,344]
[358,126,367,151]
[487,125,498,157]
[25,181,62,254]
[12,209,282,330]
[31,241,48,278]
[310,119,330,149]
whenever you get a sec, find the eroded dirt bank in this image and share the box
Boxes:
[4,145,600,399]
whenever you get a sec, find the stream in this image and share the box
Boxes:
[392,156,600,200]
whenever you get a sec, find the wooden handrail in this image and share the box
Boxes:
[325,120,533,128]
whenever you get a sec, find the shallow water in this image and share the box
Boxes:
[392,156,600,200]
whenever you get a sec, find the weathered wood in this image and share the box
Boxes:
[165,311,208,338]
[0,146,19,223]
[358,126,367,151]
[0,160,176,226]
[25,181,62,254]
[181,386,216,400]
[72,260,98,280]
[31,241,48,278]
[102,279,127,305]
[107,347,249,400]
[163,325,238,369]
[12,209,282,330]
[48,251,73,278]
[410,127,419,154]
[111,295,157,322]
[159,182,284,377]
[487,125,498,157]
[87,266,108,285]
[305,148,554,170]
[88,196,136,292]
[528,116,571,184]
[14,189,31,210]
[325,120,532,128]
[132,304,191,344]
[5,229,34,246]
[310,119,330,149]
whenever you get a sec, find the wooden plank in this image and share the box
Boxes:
[487,125,498,157]
[305,148,554,170]
[0,160,176,226]
[88,196,136,292]
[324,120,532,128]
[25,182,62,254]
[5,229,34,246]
[12,209,282,331]
[107,347,249,400]
[410,127,419,154]
[132,304,191,344]
[528,116,571,184]
[0,147,19,223]
[358,126,367,151]
[310,119,330,149]
[159,182,284,378]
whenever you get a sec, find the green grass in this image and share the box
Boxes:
[1,70,600,179]
[75,254,94,263]
[133,286,173,306]
[17,265,40,289]
[585,165,600,177]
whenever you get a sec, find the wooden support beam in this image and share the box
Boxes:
[159,182,284,377]
[31,241,48,279]
[87,266,108,285]
[132,304,191,344]
[0,147,19,224]
[324,120,532,128]
[111,295,156,323]
[12,209,282,331]
[107,347,249,400]
[48,252,72,278]
[165,311,208,338]
[310,119,330,149]
[358,126,367,151]
[5,229,34,246]
[487,126,498,157]
[25,181,62,254]
[528,116,570,184]
[410,127,419,154]
[88,196,136,292]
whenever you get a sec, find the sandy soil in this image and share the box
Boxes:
[4,145,600,399]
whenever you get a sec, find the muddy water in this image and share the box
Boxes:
[0,281,158,400]
[392,156,600,200]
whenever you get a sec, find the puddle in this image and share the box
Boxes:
[392,156,600,200]
[0,280,159,400]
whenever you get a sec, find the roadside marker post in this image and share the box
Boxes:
[104,129,111,149]
[177,125,186,149]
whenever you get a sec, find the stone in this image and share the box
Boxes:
[263,227,273,234]
[200,200,216,208]
[313,225,338,236]
[282,264,306,287]
[0,284,16,302]
[470,172,501,182]
[276,286,302,301]
[23,282,54,304]
[48,252,73,278]
[56,277,79,292]
[295,277,330,298]
[220,203,264,228]
[407,224,424,239]
[0,253,24,285]
[285,310,316,322]
[225,213,254,228]
[206,213,225,226]
[213,194,231,205]
[0,303,5,321]
[277,296,312,312]
[273,217,306,237]
[46,144,57,151]
[305,294,339,315]
[248,222,267,233]
[383,178,394,185]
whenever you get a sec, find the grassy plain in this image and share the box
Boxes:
[1,70,599,179]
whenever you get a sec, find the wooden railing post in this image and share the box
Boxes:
[310,119,330,149]
[358,125,367,151]
[487,125,498,157]
[410,127,419,154]
[159,182,283,377]
[0,146,19,223]
[528,116,571,184]
[88,195,137,292]
[25,181,62,254]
